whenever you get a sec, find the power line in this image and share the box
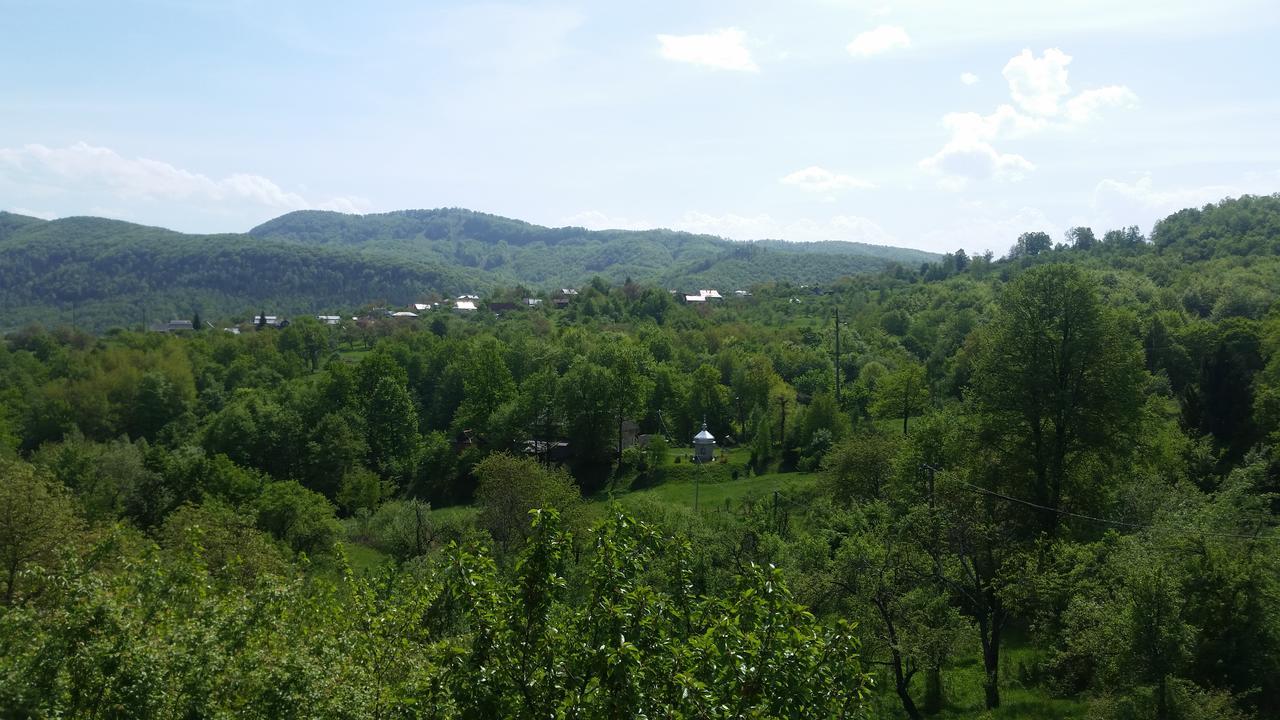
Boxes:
[947,476,1279,544]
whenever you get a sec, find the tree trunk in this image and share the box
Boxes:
[923,665,943,714]
[1155,674,1169,720]
[880,603,922,720]
[981,620,1002,709]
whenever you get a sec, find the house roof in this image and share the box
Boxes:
[454,300,477,311]
[685,294,706,303]
[391,311,419,318]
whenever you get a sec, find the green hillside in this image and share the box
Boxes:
[0,208,938,331]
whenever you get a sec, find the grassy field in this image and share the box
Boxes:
[614,471,819,511]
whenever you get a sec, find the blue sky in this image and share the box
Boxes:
[2,0,1278,254]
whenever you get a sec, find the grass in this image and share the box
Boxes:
[339,541,391,574]
[614,471,819,511]
[869,635,1089,720]
[430,503,480,527]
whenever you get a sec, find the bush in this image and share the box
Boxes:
[254,480,341,556]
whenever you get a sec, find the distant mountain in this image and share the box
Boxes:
[0,207,939,332]
[249,208,939,287]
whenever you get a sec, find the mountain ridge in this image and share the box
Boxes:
[0,207,938,332]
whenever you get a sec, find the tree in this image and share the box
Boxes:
[357,354,420,483]
[278,315,328,372]
[473,453,582,551]
[0,459,82,606]
[1012,231,1052,258]
[870,363,929,435]
[254,480,341,556]
[970,264,1145,537]
[1066,226,1096,250]
[455,336,516,433]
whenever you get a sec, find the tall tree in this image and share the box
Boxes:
[970,264,1144,537]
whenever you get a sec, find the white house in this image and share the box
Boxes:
[454,300,477,312]
[390,311,419,318]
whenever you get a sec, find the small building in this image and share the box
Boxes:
[390,311,419,318]
[454,300,477,312]
[317,315,341,325]
[559,288,579,296]
[412,303,430,311]
[693,422,716,464]
[522,439,571,462]
[457,294,481,301]
[253,315,283,328]
[523,298,543,307]
[684,294,706,303]
[699,289,723,300]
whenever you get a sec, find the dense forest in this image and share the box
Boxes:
[3,194,1280,718]
[0,208,936,333]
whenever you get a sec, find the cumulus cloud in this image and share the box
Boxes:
[1087,173,1273,234]
[919,204,1059,255]
[780,166,875,193]
[1002,48,1073,115]
[920,48,1138,189]
[846,25,911,57]
[0,141,370,228]
[657,28,758,71]
[919,142,1035,189]
[561,210,654,231]
[1064,86,1140,123]
[960,72,979,85]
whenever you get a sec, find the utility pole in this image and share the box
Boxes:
[777,396,788,447]
[694,460,702,513]
[772,489,779,532]
[834,308,841,404]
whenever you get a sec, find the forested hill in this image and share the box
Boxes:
[249,208,938,286]
[0,208,936,332]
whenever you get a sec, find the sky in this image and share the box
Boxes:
[1,0,1278,255]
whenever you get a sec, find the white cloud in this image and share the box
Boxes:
[1064,85,1140,123]
[921,48,1138,188]
[1002,48,1073,116]
[960,72,979,85]
[563,209,896,244]
[675,211,895,244]
[6,207,58,220]
[919,141,1035,189]
[1089,173,1260,233]
[0,142,371,230]
[846,25,911,57]
[561,210,654,231]
[780,166,875,193]
[657,28,758,72]
[919,204,1059,255]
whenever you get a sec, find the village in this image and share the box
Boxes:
[148,286,752,334]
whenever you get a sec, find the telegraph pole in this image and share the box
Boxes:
[834,308,841,403]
